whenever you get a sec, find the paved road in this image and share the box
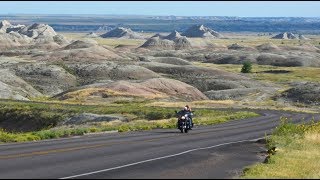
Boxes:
[0,109,318,179]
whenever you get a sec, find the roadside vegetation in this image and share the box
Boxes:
[0,100,259,143]
[242,117,320,178]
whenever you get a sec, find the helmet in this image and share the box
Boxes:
[184,107,188,110]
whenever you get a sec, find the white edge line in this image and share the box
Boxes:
[59,137,263,179]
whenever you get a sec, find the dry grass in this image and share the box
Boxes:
[61,32,146,47]
[304,133,320,143]
[62,88,167,102]
[191,35,320,47]
[61,33,320,49]
[94,38,145,47]
[242,121,320,179]
[145,100,236,109]
[243,142,320,179]
[241,102,318,114]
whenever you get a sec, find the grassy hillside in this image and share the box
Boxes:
[62,33,320,47]
[61,33,147,47]
[242,118,320,178]
[195,63,320,84]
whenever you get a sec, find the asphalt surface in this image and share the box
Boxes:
[0,109,319,179]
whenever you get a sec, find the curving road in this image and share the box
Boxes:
[0,109,319,179]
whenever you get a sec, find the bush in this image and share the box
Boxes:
[241,61,252,73]
[118,124,130,132]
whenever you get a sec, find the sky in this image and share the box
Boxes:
[0,1,320,17]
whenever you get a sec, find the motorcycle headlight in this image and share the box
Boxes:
[181,116,185,119]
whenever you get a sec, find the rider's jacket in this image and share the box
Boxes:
[178,110,192,118]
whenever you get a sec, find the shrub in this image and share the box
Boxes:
[241,61,252,73]
[118,124,130,132]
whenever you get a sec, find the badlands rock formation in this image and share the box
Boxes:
[140,30,191,50]
[100,27,145,39]
[182,24,223,38]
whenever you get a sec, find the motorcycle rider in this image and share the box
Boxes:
[177,105,194,129]
[184,105,194,128]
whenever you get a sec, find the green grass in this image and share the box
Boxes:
[242,117,320,178]
[191,36,320,47]
[0,100,176,132]
[193,109,258,126]
[0,129,41,143]
[0,99,259,143]
[195,62,320,84]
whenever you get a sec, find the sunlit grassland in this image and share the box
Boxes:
[93,38,145,47]
[192,62,320,113]
[191,35,320,47]
[60,32,147,47]
[194,62,320,84]
[61,32,320,48]
[145,100,236,109]
[242,118,320,179]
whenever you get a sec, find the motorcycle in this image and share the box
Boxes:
[175,111,194,133]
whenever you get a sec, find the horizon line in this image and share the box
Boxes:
[0,13,320,18]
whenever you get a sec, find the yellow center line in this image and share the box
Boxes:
[0,122,261,160]
[0,134,179,160]
[0,143,110,160]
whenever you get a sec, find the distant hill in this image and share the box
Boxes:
[164,30,182,40]
[85,32,98,38]
[100,27,145,39]
[96,25,115,33]
[271,32,309,40]
[0,20,69,48]
[271,32,298,39]
[298,34,309,40]
[1,15,320,34]
[140,30,191,50]
[182,25,223,38]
